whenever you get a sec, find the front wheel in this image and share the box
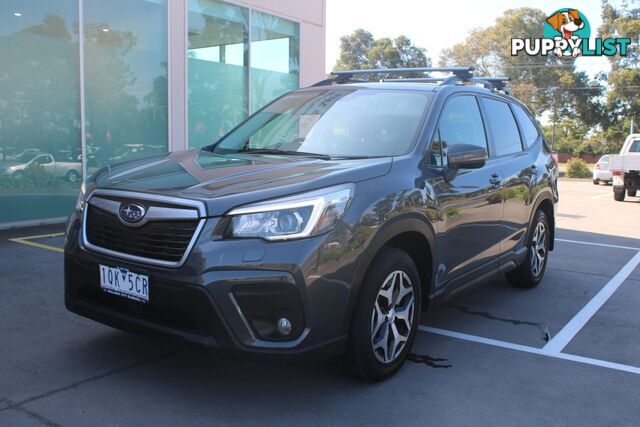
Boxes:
[346,247,421,382]
[593,178,599,185]
[506,209,550,289]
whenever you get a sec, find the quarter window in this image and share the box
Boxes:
[481,98,523,156]
[512,104,540,148]
[430,96,487,166]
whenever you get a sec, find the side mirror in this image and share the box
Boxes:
[447,144,487,169]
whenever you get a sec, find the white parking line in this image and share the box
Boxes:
[542,250,640,354]
[556,238,640,251]
[419,326,640,375]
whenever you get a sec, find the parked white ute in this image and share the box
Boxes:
[609,134,640,201]
[593,155,612,185]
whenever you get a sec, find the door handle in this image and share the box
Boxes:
[490,174,501,186]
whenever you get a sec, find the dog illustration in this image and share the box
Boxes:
[546,9,585,57]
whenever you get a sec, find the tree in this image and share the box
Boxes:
[334,29,431,80]
[439,7,603,124]
[599,1,640,133]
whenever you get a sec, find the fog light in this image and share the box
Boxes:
[277,317,292,336]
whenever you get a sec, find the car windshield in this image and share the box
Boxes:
[207,88,432,158]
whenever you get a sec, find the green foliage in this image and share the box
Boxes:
[566,158,592,178]
[0,164,61,190]
[438,7,604,122]
[334,29,431,80]
[600,1,640,135]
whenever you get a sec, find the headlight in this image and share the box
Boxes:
[75,182,87,211]
[226,185,353,241]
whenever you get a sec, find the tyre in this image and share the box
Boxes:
[593,178,599,185]
[614,190,625,202]
[628,189,637,197]
[346,247,421,382]
[506,209,550,289]
[67,170,80,183]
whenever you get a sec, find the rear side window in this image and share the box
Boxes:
[512,104,540,148]
[481,98,522,156]
[430,96,487,166]
[630,140,640,153]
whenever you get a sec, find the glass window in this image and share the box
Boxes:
[84,0,168,172]
[629,140,640,153]
[481,98,523,157]
[0,0,81,224]
[251,11,300,112]
[188,0,249,149]
[430,96,487,167]
[512,104,540,148]
[211,89,432,157]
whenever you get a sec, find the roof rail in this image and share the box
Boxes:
[312,67,475,87]
[383,75,512,95]
[311,66,511,95]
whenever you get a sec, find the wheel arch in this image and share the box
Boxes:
[530,192,555,251]
[342,215,436,333]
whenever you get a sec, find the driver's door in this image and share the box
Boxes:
[427,94,504,289]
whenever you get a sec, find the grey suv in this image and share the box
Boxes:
[65,67,558,381]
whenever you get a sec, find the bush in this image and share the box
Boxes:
[0,164,62,190]
[566,158,592,178]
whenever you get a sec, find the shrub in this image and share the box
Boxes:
[566,157,592,178]
[0,164,62,189]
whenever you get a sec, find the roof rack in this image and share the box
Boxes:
[312,66,511,95]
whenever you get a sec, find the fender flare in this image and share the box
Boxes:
[528,188,556,250]
[341,213,437,333]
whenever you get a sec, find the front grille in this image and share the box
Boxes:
[86,204,199,263]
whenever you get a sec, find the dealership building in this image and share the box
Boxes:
[0,0,326,227]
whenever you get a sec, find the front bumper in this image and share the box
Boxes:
[64,210,366,361]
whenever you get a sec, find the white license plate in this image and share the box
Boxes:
[99,264,149,303]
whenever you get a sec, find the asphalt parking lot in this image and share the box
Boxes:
[1,179,639,426]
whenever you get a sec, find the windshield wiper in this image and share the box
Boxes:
[237,148,333,160]
[235,148,372,160]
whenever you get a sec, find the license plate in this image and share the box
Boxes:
[99,264,149,303]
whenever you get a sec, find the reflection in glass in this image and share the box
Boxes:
[0,0,81,223]
[84,0,168,172]
[188,0,249,149]
[251,11,300,112]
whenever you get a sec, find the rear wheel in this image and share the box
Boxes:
[506,209,549,289]
[346,247,421,382]
[628,189,637,197]
[67,170,80,183]
[614,190,625,202]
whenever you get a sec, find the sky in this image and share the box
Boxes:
[325,0,611,78]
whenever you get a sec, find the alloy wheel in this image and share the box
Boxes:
[530,221,547,277]
[370,270,415,364]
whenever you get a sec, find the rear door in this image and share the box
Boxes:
[428,94,504,288]
[479,98,534,258]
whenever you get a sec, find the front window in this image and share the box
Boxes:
[208,89,432,158]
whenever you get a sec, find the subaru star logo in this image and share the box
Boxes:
[119,203,146,223]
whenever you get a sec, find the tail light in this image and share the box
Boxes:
[551,151,559,164]
[612,170,623,176]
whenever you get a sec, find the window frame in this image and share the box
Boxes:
[478,95,525,159]
[427,92,490,167]
[511,102,542,149]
